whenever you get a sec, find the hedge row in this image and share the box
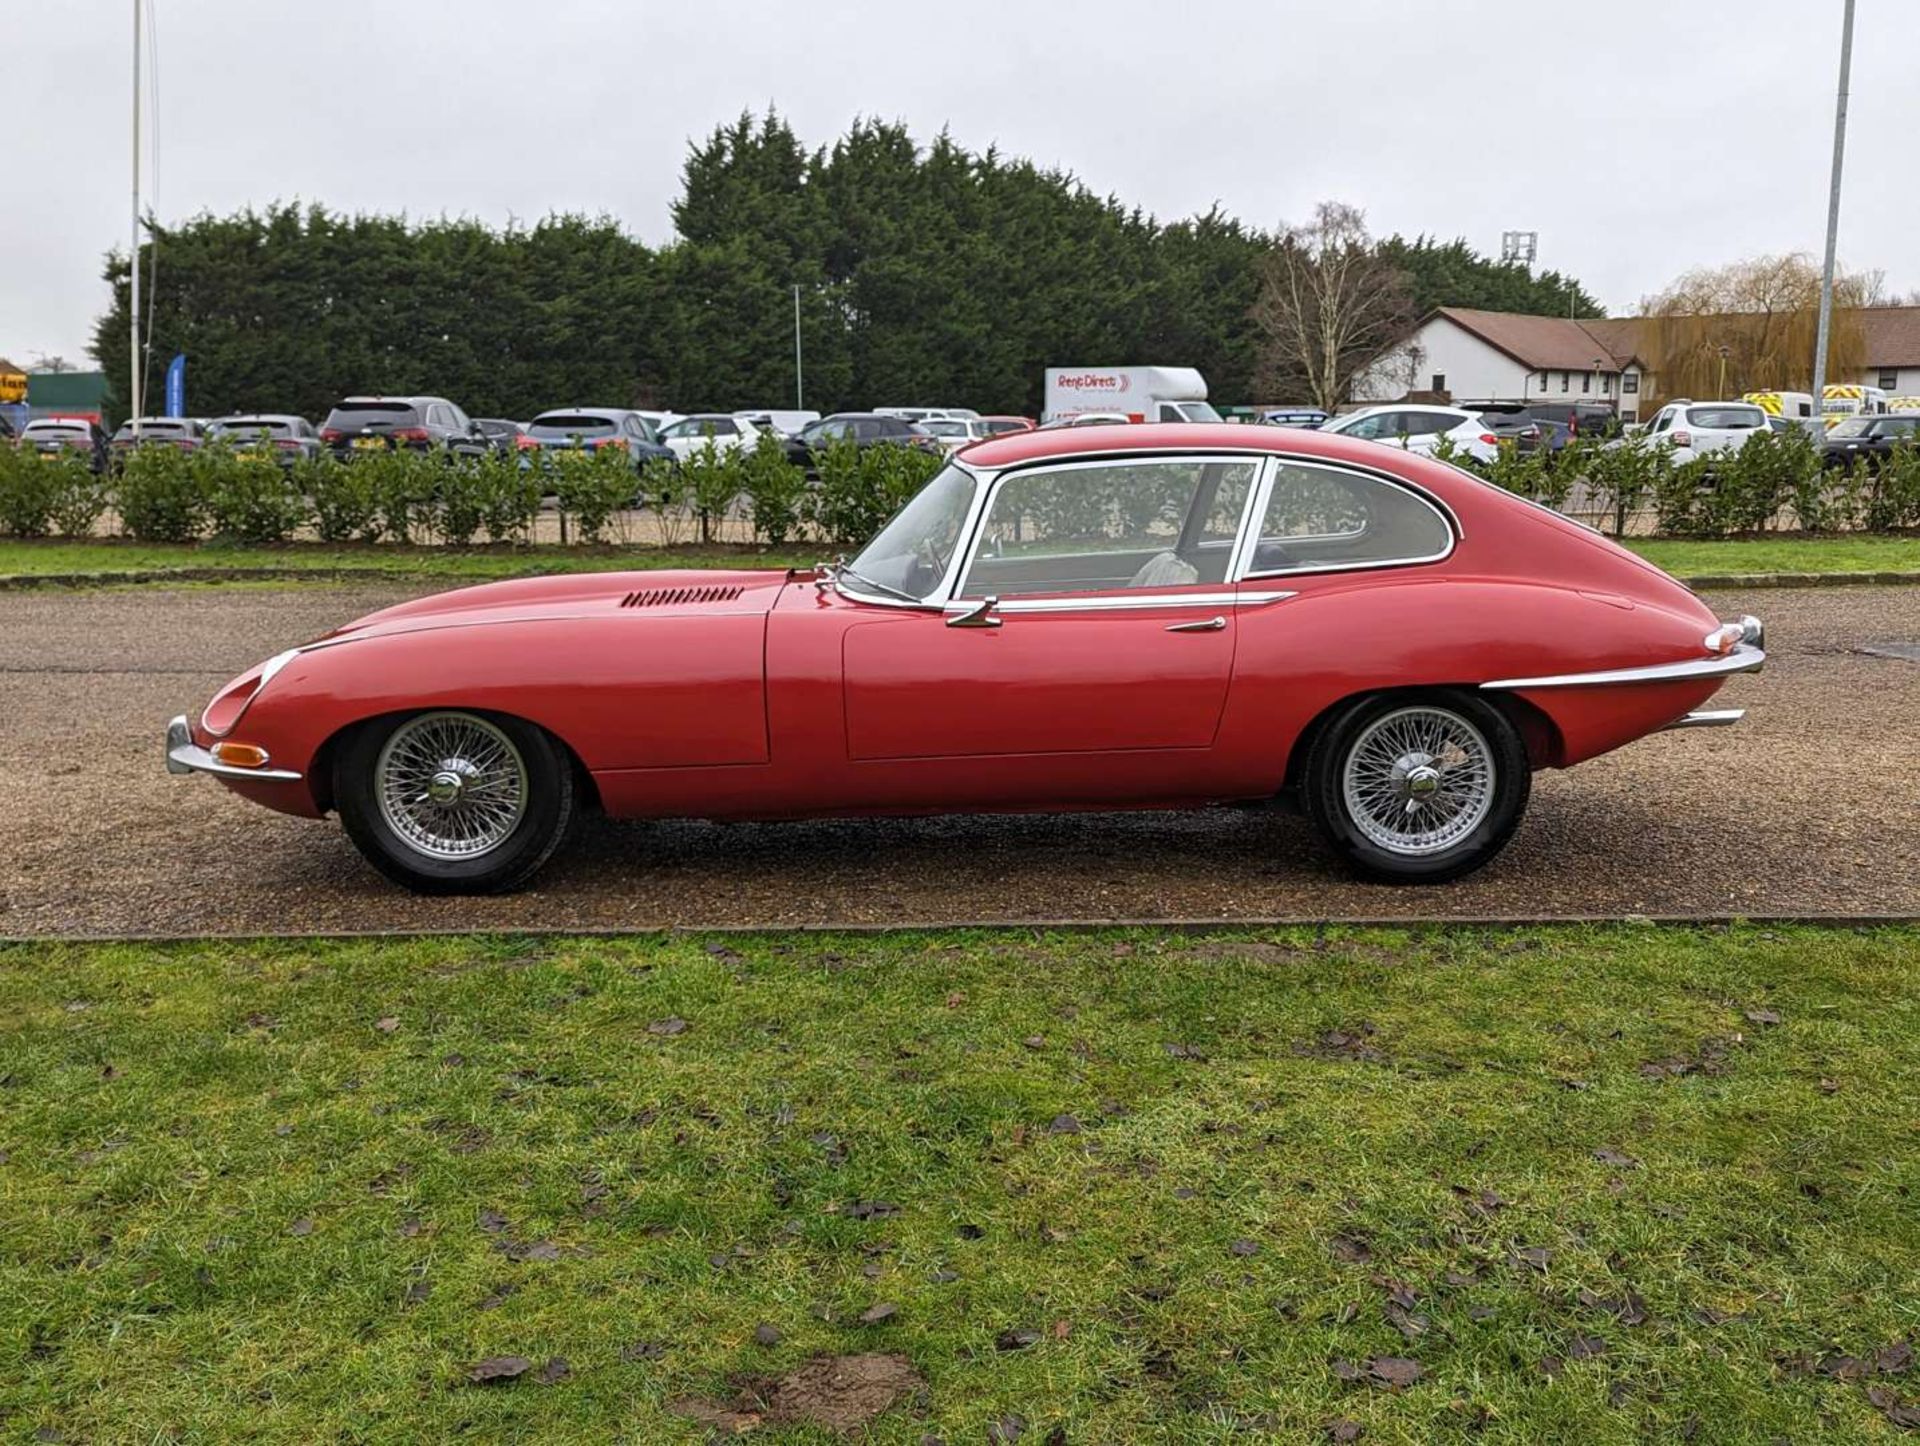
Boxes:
[1433,427,1920,538]
[0,431,944,547]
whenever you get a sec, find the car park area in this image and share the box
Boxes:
[1,579,1912,935]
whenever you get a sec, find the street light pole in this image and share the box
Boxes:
[792,283,803,411]
[1811,0,1856,417]
[129,0,142,431]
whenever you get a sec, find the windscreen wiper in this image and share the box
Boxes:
[832,562,924,605]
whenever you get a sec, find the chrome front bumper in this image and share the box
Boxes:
[166,714,303,782]
[1660,708,1746,730]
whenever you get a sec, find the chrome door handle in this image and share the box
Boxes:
[1165,615,1227,633]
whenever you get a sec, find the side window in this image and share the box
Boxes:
[1157,403,1183,422]
[1344,413,1385,440]
[448,404,471,430]
[959,459,1257,599]
[1249,463,1453,575]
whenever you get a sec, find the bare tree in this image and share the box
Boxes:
[1250,203,1415,410]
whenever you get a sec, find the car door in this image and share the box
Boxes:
[839,456,1262,761]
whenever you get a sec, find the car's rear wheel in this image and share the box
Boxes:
[335,709,575,894]
[1302,691,1529,884]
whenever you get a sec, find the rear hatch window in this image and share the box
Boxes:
[1685,406,1766,430]
[26,423,85,438]
[530,414,617,436]
[214,419,294,438]
[114,420,188,439]
[324,403,420,430]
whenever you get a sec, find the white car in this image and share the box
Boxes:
[874,406,981,423]
[1037,410,1136,429]
[1321,404,1501,463]
[1639,401,1770,463]
[658,413,761,461]
[917,417,993,453]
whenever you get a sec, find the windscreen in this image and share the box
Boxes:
[115,420,187,438]
[1172,401,1222,423]
[212,419,292,438]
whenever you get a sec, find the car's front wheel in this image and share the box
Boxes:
[1302,691,1529,884]
[335,709,576,894]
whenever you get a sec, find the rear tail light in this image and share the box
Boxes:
[1672,430,1692,448]
[390,427,430,443]
[319,428,343,442]
[516,433,540,450]
[1479,433,1499,445]
[274,439,301,449]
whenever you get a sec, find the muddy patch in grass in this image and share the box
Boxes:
[670,1352,926,1435]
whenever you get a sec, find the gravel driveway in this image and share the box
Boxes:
[1,582,1914,936]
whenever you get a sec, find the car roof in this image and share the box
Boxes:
[533,407,628,420]
[214,413,303,423]
[966,420,1447,471]
[337,395,447,406]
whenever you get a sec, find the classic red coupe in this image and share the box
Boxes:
[166,424,1763,893]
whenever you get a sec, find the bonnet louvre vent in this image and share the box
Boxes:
[619,584,745,608]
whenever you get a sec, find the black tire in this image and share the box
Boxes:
[1301,690,1530,884]
[334,709,576,895]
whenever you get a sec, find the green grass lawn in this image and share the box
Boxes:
[4,925,1919,1442]
[0,534,1917,588]
[1629,534,1920,579]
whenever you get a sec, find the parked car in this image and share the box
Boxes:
[1820,413,1920,469]
[634,410,683,436]
[111,416,207,461]
[875,407,982,423]
[1465,404,1542,452]
[735,409,820,439]
[1530,418,1573,453]
[1320,405,1502,463]
[473,418,523,455]
[978,415,1036,436]
[1036,410,1135,429]
[520,408,674,469]
[782,413,942,468]
[657,413,763,462]
[207,414,324,464]
[1258,407,1330,428]
[318,396,491,460]
[1639,401,1771,464]
[165,423,1763,895]
[1517,401,1621,441]
[19,417,110,471]
[919,417,994,454]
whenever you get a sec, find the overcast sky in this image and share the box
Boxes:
[11,0,1917,367]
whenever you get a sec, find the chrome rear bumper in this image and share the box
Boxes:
[166,714,303,782]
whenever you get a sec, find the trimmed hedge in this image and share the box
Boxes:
[0,435,943,547]
[1433,427,1920,539]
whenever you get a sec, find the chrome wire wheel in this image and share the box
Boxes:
[374,712,529,861]
[1339,704,1496,857]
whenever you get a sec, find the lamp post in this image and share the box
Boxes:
[1811,0,1857,418]
[1717,344,1731,400]
[792,284,803,411]
[129,0,142,434]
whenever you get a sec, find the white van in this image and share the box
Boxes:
[1042,366,1220,425]
[1742,390,1816,421]
[1821,384,1888,426]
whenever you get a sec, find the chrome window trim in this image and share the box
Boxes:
[938,589,1295,616]
[952,451,1266,602]
[1481,643,1764,690]
[1230,454,1460,583]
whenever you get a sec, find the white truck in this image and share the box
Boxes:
[1042,366,1220,425]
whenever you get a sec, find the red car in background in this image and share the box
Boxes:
[167,423,1762,894]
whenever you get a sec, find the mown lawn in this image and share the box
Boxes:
[3,925,1919,1442]
[1,534,1917,587]
[1629,534,1920,579]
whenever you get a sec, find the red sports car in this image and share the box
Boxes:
[166,424,1763,893]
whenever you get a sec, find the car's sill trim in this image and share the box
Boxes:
[1480,644,1764,690]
